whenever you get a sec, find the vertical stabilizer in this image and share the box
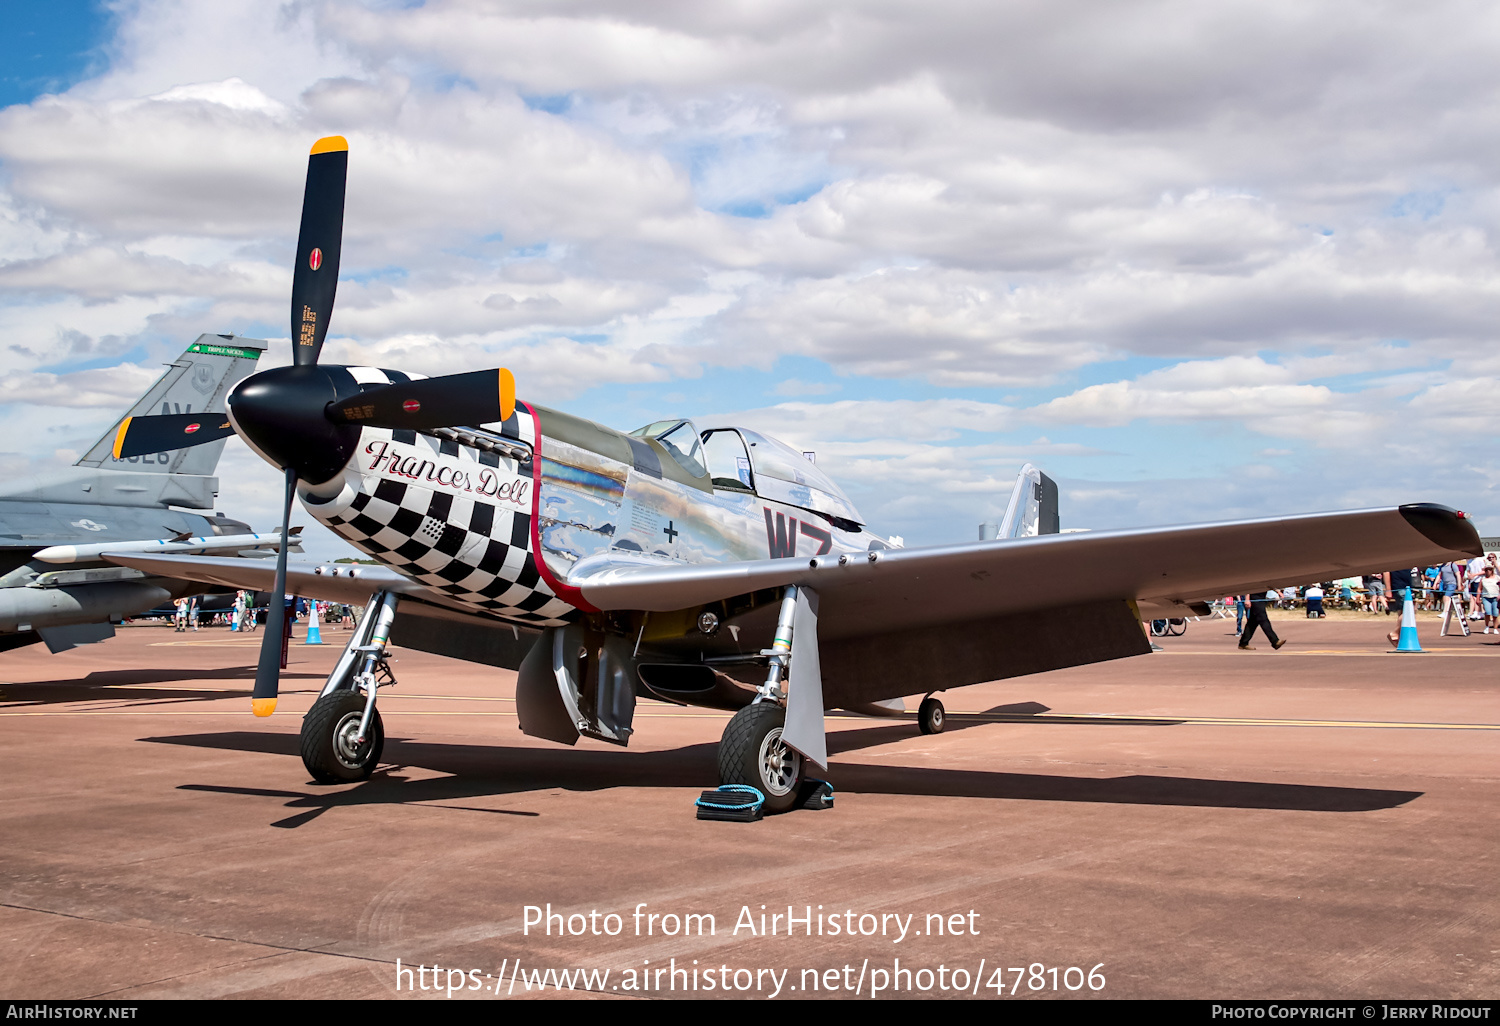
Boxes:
[76,335,264,476]
[996,463,1061,539]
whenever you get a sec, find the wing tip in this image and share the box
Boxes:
[1399,503,1484,557]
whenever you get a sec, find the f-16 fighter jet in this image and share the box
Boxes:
[0,337,295,654]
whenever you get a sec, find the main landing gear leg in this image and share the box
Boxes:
[302,590,400,784]
[718,586,804,813]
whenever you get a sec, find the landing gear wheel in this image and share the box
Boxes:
[718,703,803,813]
[301,690,384,784]
[918,697,946,735]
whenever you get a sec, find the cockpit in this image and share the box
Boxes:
[632,418,864,528]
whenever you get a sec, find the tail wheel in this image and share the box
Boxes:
[918,696,946,735]
[302,690,384,784]
[718,703,802,813]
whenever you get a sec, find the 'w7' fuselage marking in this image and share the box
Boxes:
[764,508,832,558]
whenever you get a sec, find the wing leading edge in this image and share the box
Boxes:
[104,552,433,607]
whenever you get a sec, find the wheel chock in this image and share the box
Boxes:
[695,785,765,822]
[797,779,834,810]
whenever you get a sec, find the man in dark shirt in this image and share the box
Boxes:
[1239,591,1287,651]
[1384,567,1415,647]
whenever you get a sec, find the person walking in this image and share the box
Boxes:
[1439,561,1461,620]
[1239,590,1287,651]
[1466,555,1488,621]
[1384,566,1416,647]
[1480,565,1500,635]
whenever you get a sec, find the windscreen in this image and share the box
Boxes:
[630,419,707,479]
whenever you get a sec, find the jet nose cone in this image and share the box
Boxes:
[228,365,361,484]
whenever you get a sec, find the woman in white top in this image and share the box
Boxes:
[1480,566,1500,634]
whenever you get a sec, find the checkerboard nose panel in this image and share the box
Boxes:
[417,516,444,543]
[305,374,576,627]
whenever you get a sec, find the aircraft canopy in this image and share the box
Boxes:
[736,428,863,526]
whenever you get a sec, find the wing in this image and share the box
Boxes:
[574,503,1476,625]
[571,503,1479,706]
[105,551,542,671]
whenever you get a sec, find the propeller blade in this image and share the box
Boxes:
[326,367,516,430]
[251,467,297,717]
[112,414,235,460]
[290,136,348,367]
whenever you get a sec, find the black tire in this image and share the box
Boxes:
[1167,618,1187,636]
[918,697,946,735]
[302,690,384,784]
[718,703,802,813]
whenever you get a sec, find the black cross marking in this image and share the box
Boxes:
[663,520,678,542]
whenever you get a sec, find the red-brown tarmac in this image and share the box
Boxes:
[1,611,1496,1000]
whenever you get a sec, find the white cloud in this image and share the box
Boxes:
[3,0,1500,541]
[712,397,1014,442]
[0,364,162,408]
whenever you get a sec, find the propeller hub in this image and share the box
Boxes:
[228,365,362,484]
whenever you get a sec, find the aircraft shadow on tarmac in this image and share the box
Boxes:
[825,701,1188,754]
[0,666,327,708]
[144,699,1422,827]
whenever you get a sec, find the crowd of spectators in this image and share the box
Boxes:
[1226,552,1499,631]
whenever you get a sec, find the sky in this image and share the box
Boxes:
[2,0,1499,560]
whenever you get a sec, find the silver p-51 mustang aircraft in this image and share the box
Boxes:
[109,138,1483,811]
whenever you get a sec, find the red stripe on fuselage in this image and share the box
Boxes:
[523,400,599,613]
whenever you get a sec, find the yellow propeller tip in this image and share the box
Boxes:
[499,368,516,421]
[310,135,348,155]
[251,697,278,718]
[111,416,132,461]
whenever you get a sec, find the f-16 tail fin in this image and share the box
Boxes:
[75,335,264,476]
[994,463,1059,539]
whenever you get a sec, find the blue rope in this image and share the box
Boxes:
[804,779,834,804]
[695,784,765,810]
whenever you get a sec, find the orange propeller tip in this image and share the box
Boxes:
[310,135,348,155]
[111,416,132,461]
[251,697,278,718]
